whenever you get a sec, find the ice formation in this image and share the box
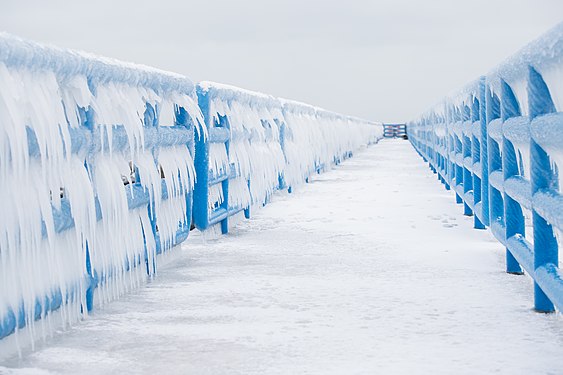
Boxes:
[408,22,563,312]
[196,82,382,221]
[0,34,202,350]
[0,33,381,355]
[281,99,380,189]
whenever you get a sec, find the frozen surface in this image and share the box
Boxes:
[0,41,200,347]
[197,82,381,213]
[487,22,563,105]
[0,33,194,94]
[2,140,563,374]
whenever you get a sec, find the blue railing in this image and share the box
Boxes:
[0,35,381,344]
[408,23,563,312]
[0,34,202,340]
[193,82,382,234]
[383,123,407,138]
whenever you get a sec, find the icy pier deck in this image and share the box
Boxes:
[3,140,563,374]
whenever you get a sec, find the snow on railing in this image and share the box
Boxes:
[408,22,563,313]
[193,82,382,233]
[0,35,381,350]
[0,33,202,349]
[280,99,381,188]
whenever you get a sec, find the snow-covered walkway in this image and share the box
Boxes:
[3,139,563,374]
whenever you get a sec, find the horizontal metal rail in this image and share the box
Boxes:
[383,123,407,138]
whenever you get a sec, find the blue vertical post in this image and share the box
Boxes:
[442,116,448,189]
[244,177,251,219]
[454,109,463,205]
[462,104,473,216]
[221,177,229,234]
[85,242,95,312]
[445,105,453,191]
[441,116,446,184]
[486,89,503,230]
[143,102,160,257]
[220,115,231,235]
[501,80,524,275]
[427,118,431,168]
[435,117,441,181]
[176,106,195,237]
[529,67,558,313]
[278,121,293,194]
[133,111,157,269]
[479,78,490,227]
[472,89,485,229]
[421,119,428,162]
[194,88,211,231]
[428,117,438,173]
[82,104,97,311]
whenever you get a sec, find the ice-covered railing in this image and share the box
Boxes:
[408,22,563,312]
[0,34,382,350]
[280,99,381,187]
[193,82,382,233]
[193,83,282,233]
[0,34,203,345]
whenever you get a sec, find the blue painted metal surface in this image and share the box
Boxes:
[408,23,563,312]
[193,85,250,234]
[383,123,407,138]
[192,84,382,235]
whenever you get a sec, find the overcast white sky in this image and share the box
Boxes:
[2,0,562,122]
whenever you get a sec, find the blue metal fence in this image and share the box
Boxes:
[383,123,407,138]
[0,35,201,340]
[193,83,253,234]
[0,36,382,344]
[408,23,563,312]
[192,83,382,235]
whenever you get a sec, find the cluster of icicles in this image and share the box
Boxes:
[201,82,382,213]
[0,61,202,352]
[0,45,381,355]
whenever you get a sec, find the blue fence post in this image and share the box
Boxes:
[443,108,451,191]
[193,89,211,231]
[479,78,490,227]
[434,116,438,174]
[221,121,230,235]
[501,80,525,275]
[141,102,160,266]
[82,105,97,312]
[177,106,196,241]
[486,89,504,229]
[462,104,473,216]
[85,242,95,312]
[454,109,463,205]
[472,85,486,229]
[529,66,558,313]
[446,110,452,189]
[244,178,252,219]
[420,119,428,163]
